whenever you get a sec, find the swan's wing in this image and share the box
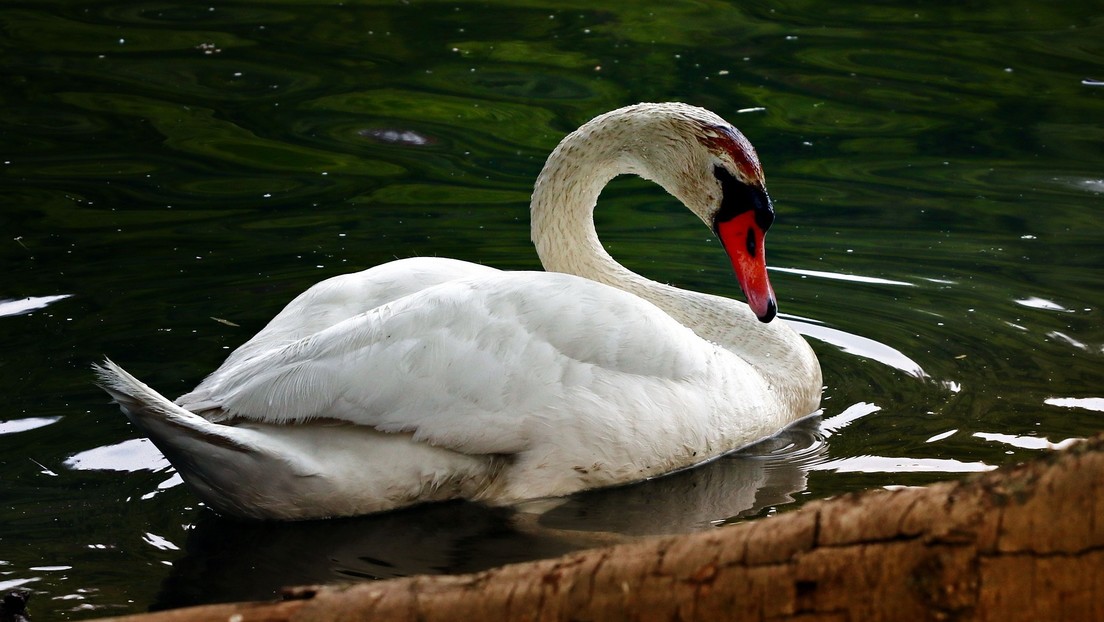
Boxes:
[179,257,500,407]
[224,257,499,363]
[178,272,719,456]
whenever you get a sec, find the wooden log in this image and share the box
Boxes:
[93,433,1104,622]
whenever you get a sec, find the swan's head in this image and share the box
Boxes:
[632,104,778,322]
[702,128,777,324]
[533,102,779,322]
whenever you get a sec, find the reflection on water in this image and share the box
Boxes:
[150,419,829,608]
[0,295,72,318]
[972,432,1080,452]
[1045,397,1104,413]
[65,438,169,473]
[2,0,1103,618]
[0,416,62,436]
[772,266,914,288]
[1013,296,1070,312]
[810,455,992,474]
[786,316,928,378]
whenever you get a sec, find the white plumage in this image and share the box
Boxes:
[97,103,822,520]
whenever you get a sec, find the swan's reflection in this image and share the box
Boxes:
[532,418,826,536]
[151,418,826,610]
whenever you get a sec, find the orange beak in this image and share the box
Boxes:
[717,210,777,322]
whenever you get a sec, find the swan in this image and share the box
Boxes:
[96,103,822,521]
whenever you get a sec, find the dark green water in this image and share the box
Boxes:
[2,1,1102,617]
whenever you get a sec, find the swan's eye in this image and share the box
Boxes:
[711,165,774,234]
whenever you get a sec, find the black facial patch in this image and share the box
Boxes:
[711,166,775,234]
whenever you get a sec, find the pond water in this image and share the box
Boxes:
[2,1,1102,618]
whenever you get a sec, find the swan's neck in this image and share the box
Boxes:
[530,142,633,289]
[529,109,717,331]
[529,108,821,414]
[530,111,673,304]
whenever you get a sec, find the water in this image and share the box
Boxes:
[2,1,1102,617]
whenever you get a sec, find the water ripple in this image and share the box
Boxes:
[787,316,927,378]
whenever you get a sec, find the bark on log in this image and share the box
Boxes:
[95,433,1104,622]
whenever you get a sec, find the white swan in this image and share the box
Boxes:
[96,103,822,520]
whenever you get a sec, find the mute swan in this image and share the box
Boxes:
[96,103,822,520]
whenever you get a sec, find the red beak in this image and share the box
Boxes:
[716,210,777,322]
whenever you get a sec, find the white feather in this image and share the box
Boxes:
[97,103,822,520]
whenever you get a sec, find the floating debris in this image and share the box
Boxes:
[357,128,437,146]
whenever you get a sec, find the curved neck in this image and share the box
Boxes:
[530,138,629,286]
[528,109,822,415]
[530,109,720,335]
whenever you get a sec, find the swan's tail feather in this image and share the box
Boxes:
[93,358,247,451]
[95,358,190,425]
[93,358,276,518]
[94,359,490,520]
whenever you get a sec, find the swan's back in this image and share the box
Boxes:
[200,257,500,374]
